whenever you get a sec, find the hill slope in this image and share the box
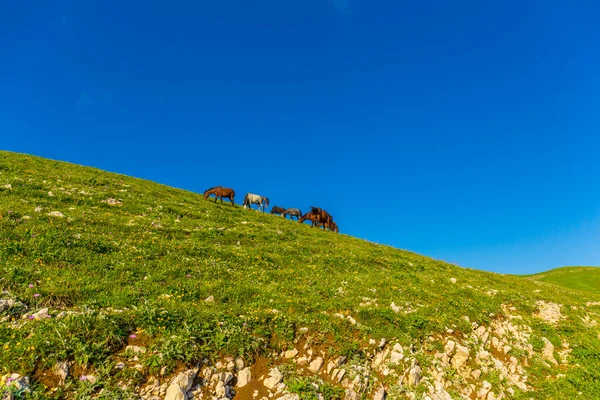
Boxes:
[1,151,599,400]
[522,267,600,295]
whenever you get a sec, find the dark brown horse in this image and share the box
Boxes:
[321,220,339,233]
[310,206,333,225]
[298,211,320,227]
[204,186,235,206]
[283,208,302,220]
[270,206,286,216]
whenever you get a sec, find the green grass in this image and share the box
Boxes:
[1,151,600,399]
[521,267,600,295]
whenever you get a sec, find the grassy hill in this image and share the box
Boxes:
[522,267,600,295]
[1,151,599,400]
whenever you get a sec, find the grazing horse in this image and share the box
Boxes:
[203,186,235,206]
[243,193,270,212]
[283,208,302,220]
[321,220,339,233]
[270,206,286,216]
[298,211,320,227]
[310,206,333,225]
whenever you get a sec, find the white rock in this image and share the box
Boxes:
[389,343,404,364]
[391,302,400,313]
[165,384,187,400]
[215,381,226,397]
[235,358,245,370]
[542,337,558,365]
[476,381,492,398]
[125,345,146,355]
[283,348,298,359]
[308,357,324,373]
[237,367,251,388]
[33,308,49,320]
[451,344,469,370]
[2,184,12,189]
[450,278,457,284]
[204,295,215,303]
[48,211,64,218]
[263,368,283,389]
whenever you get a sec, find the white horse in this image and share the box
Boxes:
[243,193,270,212]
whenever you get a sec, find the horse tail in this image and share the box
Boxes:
[242,194,249,206]
[264,197,270,208]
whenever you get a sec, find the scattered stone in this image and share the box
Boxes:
[308,357,324,373]
[48,211,64,218]
[451,344,469,370]
[34,206,43,212]
[263,368,283,389]
[542,337,558,365]
[204,295,215,303]
[53,362,69,385]
[389,343,404,364]
[450,278,457,284]
[283,348,298,359]
[235,358,245,370]
[32,308,49,320]
[391,302,400,313]
[104,197,123,206]
[237,367,251,388]
[1,184,12,189]
[477,381,492,398]
[407,360,422,387]
[125,345,146,355]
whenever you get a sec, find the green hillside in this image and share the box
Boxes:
[1,151,599,400]
[522,267,600,295]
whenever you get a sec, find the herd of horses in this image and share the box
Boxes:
[203,186,339,233]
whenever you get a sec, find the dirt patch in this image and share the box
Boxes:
[231,355,272,400]
[33,368,61,389]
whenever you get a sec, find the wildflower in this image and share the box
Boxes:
[28,284,34,288]
[29,315,35,320]
[185,274,191,278]
[80,376,87,381]
[129,334,137,339]
[33,293,40,297]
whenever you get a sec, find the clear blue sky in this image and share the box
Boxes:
[2,1,599,274]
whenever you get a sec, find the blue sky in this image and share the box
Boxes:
[2,1,599,274]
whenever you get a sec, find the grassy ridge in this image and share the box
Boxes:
[522,267,600,295]
[1,151,600,399]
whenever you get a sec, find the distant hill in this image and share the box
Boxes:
[1,151,599,400]
[522,267,600,295]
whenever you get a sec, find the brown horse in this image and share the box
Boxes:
[203,186,235,206]
[321,220,339,233]
[270,206,286,216]
[310,206,333,225]
[298,211,320,227]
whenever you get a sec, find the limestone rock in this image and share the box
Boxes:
[264,368,283,389]
[451,344,469,370]
[308,357,324,373]
[476,381,491,398]
[542,337,558,365]
[283,348,298,359]
[389,343,404,364]
[236,367,251,388]
[165,384,187,400]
